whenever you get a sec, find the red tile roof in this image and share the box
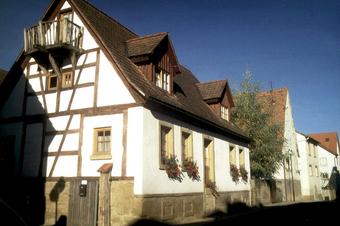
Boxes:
[308,132,340,156]
[197,80,227,101]
[126,32,168,57]
[257,87,288,129]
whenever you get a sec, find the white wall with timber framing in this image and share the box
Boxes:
[0,0,136,178]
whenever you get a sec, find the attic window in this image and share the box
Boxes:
[221,106,229,121]
[155,67,170,92]
[325,138,330,142]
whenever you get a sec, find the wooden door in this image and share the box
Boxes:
[68,179,99,226]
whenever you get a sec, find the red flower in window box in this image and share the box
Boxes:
[239,166,248,183]
[230,164,240,183]
[183,158,200,181]
[164,155,184,182]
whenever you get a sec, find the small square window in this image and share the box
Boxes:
[155,67,171,93]
[48,74,58,90]
[221,106,229,121]
[92,127,112,160]
[62,72,73,88]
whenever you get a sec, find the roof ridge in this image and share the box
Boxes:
[71,0,137,37]
[126,32,168,42]
[198,79,227,85]
[259,87,288,94]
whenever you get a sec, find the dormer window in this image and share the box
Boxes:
[221,106,229,121]
[155,67,170,92]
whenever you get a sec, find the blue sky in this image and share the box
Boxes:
[0,0,339,135]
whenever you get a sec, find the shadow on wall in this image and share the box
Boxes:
[130,169,340,226]
[0,62,58,226]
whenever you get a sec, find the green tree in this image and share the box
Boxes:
[231,70,284,179]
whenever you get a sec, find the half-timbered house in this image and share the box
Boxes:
[0,0,251,225]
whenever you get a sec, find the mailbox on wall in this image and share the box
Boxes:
[79,180,87,197]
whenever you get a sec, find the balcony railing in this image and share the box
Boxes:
[24,18,83,53]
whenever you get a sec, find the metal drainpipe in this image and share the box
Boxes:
[289,150,296,201]
[283,159,288,201]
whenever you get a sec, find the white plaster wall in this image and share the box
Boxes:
[318,145,337,186]
[97,51,135,106]
[141,109,202,195]
[0,74,25,118]
[81,114,124,177]
[126,107,144,194]
[45,156,78,177]
[139,108,250,195]
[215,139,250,192]
[73,9,99,50]
[59,87,94,111]
[77,50,97,66]
[22,123,43,177]
[46,114,80,132]
[27,77,41,93]
[297,133,310,196]
[276,92,300,181]
[75,67,96,84]
[45,133,79,152]
[45,93,57,113]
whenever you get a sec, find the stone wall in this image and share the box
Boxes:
[215,190,250,212]
[110,180,143,225]
[44,179,70,226]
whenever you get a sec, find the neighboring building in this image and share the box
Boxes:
[296,132,322,200]
[0,0,251,225]
[309,132,340,200]
[257,88,301,202]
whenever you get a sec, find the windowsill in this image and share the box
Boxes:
[90,153,112,160]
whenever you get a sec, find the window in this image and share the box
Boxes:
[229,145,236,166]
[315,166,319,177]
[160,124,173,166]
[92,127,111,159]
[313,146,317,158]
[308,143,313,156]
[155,67,171,92]
[308,164,313,176]
[221,106,229,121]
[48,74,58,90]
[204,138,214,185]
[239,148,245,168]
[320,157,327,166]
[181,131,193,163]
[62,71,73,88]
[325,138,330,142]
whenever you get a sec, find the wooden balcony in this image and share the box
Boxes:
[24,19,84,68]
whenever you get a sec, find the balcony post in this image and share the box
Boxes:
[24,28,27,52]
[38,21,45,46]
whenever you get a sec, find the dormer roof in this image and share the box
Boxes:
[197,80,234,107]
[126,32,168,58]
